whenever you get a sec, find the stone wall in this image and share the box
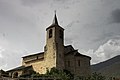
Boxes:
[65,54,75,73]
[65,53,91,77]
[74,56,91,76]
[22,58,46,74]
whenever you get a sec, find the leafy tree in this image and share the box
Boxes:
[20,68,118,80]
[89,72,106,80]
[31,72,41,78]
[45,67,74,80]
[20,67,73,80]
[75,72,106,80]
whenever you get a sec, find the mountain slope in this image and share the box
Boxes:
[92,55,120,77]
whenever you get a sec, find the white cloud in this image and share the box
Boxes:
[81,38,120,64]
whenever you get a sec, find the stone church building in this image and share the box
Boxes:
[7,13,91,78]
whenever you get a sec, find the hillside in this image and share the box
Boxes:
[92,55,120,77]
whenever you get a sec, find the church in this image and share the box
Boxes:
[7,12,91,78]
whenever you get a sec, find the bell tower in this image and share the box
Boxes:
[44,11,65,70]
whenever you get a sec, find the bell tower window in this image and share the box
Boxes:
[59,30,63,39]
[49,29,52,38]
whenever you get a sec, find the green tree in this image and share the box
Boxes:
[45,67,74,80]
[90,72,106,80]
[75,72,106,80]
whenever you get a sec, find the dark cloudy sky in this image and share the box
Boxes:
[0,0,120,70]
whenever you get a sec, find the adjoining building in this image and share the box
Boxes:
[7,12,91,78]
[0,69,9,77]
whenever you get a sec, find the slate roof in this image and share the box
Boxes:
[0,69,7,74]
[7,66,32,72]
[0,69,9,77]
[65,50,91,59]
[46,12,64,31]
[64,45,73,48]
[22,52,44,58]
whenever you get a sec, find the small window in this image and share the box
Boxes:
[78,60,80,66]
[37,56,38,59]
[49,29,52,38]
[59,30,63,39]
[68,61,70,67]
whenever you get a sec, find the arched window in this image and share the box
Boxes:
[49,29,52,38]
[12,72,18,78]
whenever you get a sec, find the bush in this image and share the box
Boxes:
[45,67,74,80]
[74,72,106,80]
[20,68,119,80]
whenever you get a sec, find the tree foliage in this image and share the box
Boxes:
[20,67,74,80]
[20,68,119,80]
[45,67,74,80]
[74,72,105,80]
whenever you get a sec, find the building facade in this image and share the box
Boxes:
[7,13,91,78]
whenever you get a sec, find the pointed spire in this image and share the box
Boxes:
[46,11,64,31]
[52,10,58,25]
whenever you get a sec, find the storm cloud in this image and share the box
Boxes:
[111,9,120,23]
[0,0,120,70]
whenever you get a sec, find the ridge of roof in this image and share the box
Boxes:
[7,66,32,72]
[22,52,44,58]
[65,50,91,59]
[75,52,91,59]
[64,45,72,48]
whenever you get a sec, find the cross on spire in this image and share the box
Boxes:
[54,10,56,14]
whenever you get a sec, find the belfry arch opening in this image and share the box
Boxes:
[49,29,52,38]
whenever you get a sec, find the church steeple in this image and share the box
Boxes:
[52,10,58,25]
[45,11,65,70]
[46,11,62,30]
